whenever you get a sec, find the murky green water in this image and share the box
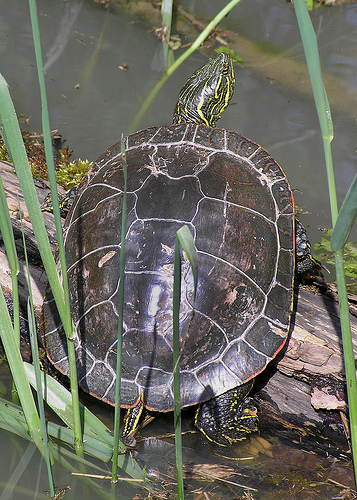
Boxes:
[1,0,356,247]
[0,0,356,497]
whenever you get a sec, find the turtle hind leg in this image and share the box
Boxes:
[41,186,78,218]
[120,395,144,448]
[295,218,324,284]
[195,381,258,446]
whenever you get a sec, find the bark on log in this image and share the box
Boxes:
[0,161,60,313]
[0,160,356,454]
[256,287,356,455]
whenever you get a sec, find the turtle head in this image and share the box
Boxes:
[172,53,235,127]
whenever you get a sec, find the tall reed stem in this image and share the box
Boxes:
[294,0,357,483]
[28,0,83,456]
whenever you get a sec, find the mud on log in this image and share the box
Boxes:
[0,160,356,454]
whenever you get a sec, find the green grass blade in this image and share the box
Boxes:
[0,73,66,327]
[0,175,20,400]
[0,176,19,278]
[162,0,174,69]
[176,226,198,297]
[334,249,357,449]
[28,0,65,273]
[173,234,184,500]
[27,300,55,494]
[294,0,357,484]
[28,0,83,457]
[173,226,198,500]
[112,136,128,482]
[20,203,55,494]
[0,291,45,457]
[330,172,357,252]
[293,0,337,224]
[294,6,333,141]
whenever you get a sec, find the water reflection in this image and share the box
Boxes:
[44,0,84,73]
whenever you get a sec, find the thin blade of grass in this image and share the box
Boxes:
[293,0,337,223]
[173,226,198,500]
[28,0,83,456]
[330,172,357,252]
[0,291,45,457]
[0,176,19,280]
[173,234,184,500]
[0,73,66,329]
[112,136,128,483]
[0,182,42,455]
[176,226,198,297]
[19,203,55,495]
[162,0,174,70]
[0,173,20,401]
[27,0,68,322]
[294,0,357,484]
[27,304,55,488]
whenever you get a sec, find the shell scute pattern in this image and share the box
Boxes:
[226,133,260,160]
[275,245,295,289]
[272,180,295,215]
[196,154,276,220]
[191,124,227,151]
[244,317,288,357]
[135,174,201,221]
[42,123,294,412]
[220,340,267,386]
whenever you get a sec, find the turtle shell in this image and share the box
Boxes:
[41,123,295,412]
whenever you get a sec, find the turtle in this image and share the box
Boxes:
[41,53,321,447]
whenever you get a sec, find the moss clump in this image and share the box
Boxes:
[0,130,92,189]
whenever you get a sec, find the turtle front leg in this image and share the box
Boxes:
[295,219,323,281]
[120,394,144,447]
[195,380,258,446]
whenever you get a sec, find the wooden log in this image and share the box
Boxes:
[255,287,356,454]
[0,160,60,313]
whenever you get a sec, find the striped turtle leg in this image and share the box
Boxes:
[120,394,144,447]
[195,380,258,446]
[295,219,323,281]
